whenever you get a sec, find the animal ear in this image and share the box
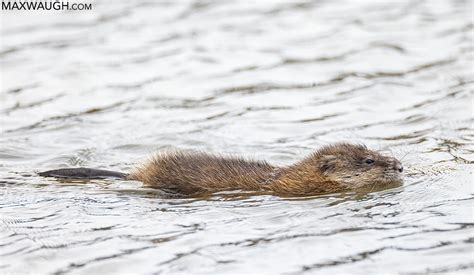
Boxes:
[319,155,337,173]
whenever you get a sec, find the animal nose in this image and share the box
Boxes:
[394,162,403,173]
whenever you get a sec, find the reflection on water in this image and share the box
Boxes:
[1,0,473,274]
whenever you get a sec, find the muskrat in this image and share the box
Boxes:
[39,143,403,196]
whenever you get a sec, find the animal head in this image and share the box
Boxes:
[311,143,403,189]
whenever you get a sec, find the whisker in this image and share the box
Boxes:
[400,151,410,161]
[369,180,378,192]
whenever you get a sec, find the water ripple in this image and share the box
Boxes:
[0,0,472,274]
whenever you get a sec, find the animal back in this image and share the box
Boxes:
[129,151,276,194]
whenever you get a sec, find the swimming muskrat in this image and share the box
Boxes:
[39,143,403,196]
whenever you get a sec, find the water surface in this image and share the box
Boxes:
[1,0,473,274]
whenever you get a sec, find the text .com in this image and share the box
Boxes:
[2,1,92,11]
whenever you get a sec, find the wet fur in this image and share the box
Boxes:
[128,143,403,195]
[128,151,276,194]
[40,143,403,196]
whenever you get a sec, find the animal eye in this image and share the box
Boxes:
[365,159,375,164]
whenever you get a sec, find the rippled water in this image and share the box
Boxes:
[1,0,473,274]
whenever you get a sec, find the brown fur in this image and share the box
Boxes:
[128,143,403,196]
[128,151,275,194]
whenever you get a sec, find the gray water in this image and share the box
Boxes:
[1,0,473,274]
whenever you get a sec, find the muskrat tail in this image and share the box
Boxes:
[38,168,128,179]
